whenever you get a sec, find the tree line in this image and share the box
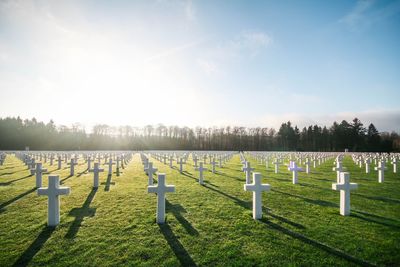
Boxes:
[0,116,399,152]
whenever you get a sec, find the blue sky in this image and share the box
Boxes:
[0,0,399,132]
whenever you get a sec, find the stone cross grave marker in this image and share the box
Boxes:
[105,158,115,175]
[195,162,207,185]
[68,159,78,176]
[244,172,271,220]
[37,175,71,226]
[89,162,104,188]
[332,172,358,216]
[374,161,387,183]
[332,160,343,183]
[288,161,302,184]
[145,162,158,186]
[32,162,48,188]
[273,158,280,174]
[148,173,175,224]
[242,161,254,184]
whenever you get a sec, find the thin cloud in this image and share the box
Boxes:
[184,0,196,21]
[339,0,400,31]
[197,58,219,74]
[144,40,202,62]
[228,30,273,57]
[197,30,273,74]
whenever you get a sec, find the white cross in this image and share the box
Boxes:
[68,159,78,176]
[145,162,158,185]
[305,158,311,174]
[332,161,343,183]
[374,161,386,183]
[392,158,398,173]
[37,175,71,226]
[242,161,254,184]
[57,156,62,170]
[87,157,92,170]
[148,173,175,224]
[211,158,217,173]
[364,158,371,174]
[273,159,280,174]
[105,158,115,175]
[195,162,207,185]
[178,158,185,173]
[169,156,174,168]
[89,162,104,188]
[288,161,302,184]
[193,156,198,168]
[32,162,48,188]
[332,172,358,216]
[244,172,271,220]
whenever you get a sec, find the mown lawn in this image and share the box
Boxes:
[0,153,399,266]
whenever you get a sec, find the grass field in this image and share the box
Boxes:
[0,153,399,266]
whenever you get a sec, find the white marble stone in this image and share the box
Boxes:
[288,161,302,184]
[242,161,254,184]
[68,159,78,176]
[392,158,398,173]
[273,159,280,174]
[89,162,104,188]
[244,172,271,220]
[145,162,158,186]
[148,173,175,224]
[32,162,48,188]
[195,162,207,185]
[332,160,343,183]
[105,158,115,175]
[365,158,371,174]
[374,161,386,183]
[332,172,358,216]
[37,175,70,226]
[178,158,185,173]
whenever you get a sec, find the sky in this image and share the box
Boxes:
[0,0,399,132]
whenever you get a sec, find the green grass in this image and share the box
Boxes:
[0,153,399,266]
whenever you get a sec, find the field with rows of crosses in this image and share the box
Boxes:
[1,152,399,267]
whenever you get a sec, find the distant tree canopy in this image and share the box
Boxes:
[0,116,399,152]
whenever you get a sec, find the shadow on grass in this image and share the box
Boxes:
[166,200,198,236]
[0,187,37,212]
[204,181,219,188]
[12,225,55,267]
[221,165,243,173]
[77,169,89,177]
[203,184,251,209]
[65,188,97,239]
[60,175,73,184]
[260,219,376,267]
[0,174,32,186]
[306,176,332,182]
[298,182,331,192]
[0,165,20,170]
[351,210,400,229]
[159,223,197,267]
[101,174,115,191]
[0,172,18,176]
[353,193,400,204]
[273,177,291,182]
[47,168,60,174]
[272,189,338,208]
[180,172,197,181]
[266,212,306,229]
[213,171,244,182]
